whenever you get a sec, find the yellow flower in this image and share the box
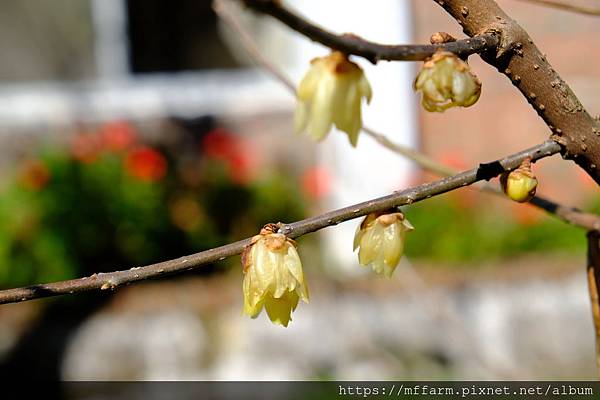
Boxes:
[500,158,538,203]
[414,51,481,112]
[241,224,309,327]
[353,211,414,278]
[294,51,372,147]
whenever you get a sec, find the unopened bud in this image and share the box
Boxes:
[295,51,372,147]
[500,158,538,203]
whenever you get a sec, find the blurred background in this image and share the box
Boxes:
[0,0,599,383]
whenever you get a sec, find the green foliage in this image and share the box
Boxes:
[404,191,586,264]
[0,124,306,288]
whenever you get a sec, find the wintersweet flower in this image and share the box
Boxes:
[241,224,309,327]
[501,158,538,203]
[353,211,414,278]
[414,51,481,112]
[294,51,372,147]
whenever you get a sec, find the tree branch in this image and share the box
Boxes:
[434,0,600,183]
[518,0,600,17]
[0,141,560,305]
[587,230,600,378]
[240,0,500,63]
[215,0,600,232]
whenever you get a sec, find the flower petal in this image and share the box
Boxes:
[264,292,299,327]
[382,222,404,271]
[294,101,310,134]
[358,223,383,266]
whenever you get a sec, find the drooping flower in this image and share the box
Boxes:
[500,158,538,203]
[353,210,414,278]
[294,51,372,147]
[242,224,309,327]
[414,51,481,112]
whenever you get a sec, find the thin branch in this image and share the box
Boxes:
[240,0,500,63]
[0,141,560,305]
[586,230,600,378]
[215,0,600,231]
[518,0,600,17]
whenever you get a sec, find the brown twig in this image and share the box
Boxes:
[0,141,560,305]
[586,230,600,378]
[240,0,500,63]
[518,0,600,17]
[215,0,600,231]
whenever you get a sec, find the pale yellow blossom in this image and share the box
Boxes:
[353,211,414,278]
[295,51,372,147]
[242,224,309,327]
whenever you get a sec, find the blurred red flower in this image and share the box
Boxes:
[70,133,102,163]
[125,146,167,182]
[301,166,331,200]
[19,159,51,190]
[201,128,257,184]
[100,120,137,152]
[202,128,237,159]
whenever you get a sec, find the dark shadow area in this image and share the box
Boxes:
[0,293,109,391]
[127,0,240,72]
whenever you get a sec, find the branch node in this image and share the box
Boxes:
[100,279,118,291]
[430,32,457,44]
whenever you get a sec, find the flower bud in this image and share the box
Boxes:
[241,224,309,327]
[500,158,538,203]
[414,51,481,112]
[295,51,372,147]
[353,211,414,278]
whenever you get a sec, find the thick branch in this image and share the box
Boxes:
[0,141,560,305]
[586,230,600,378]
[241,0,499,63]
[434,0,600,183]
[518,0,600,17]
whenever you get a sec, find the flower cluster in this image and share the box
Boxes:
[242,224,309,327]
[353,211,414,278]
[414,51,481,112]
[295,51,372,147]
